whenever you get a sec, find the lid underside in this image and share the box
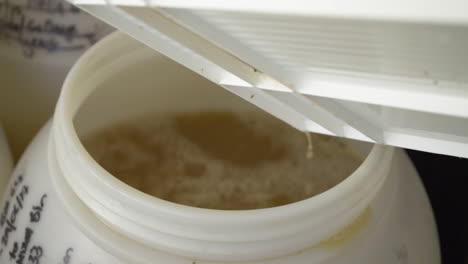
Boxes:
[68,1,468,158]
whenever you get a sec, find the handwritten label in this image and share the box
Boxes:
[0,167,103,263]
[29,195,46,224]
[9,227,33,263]
[0,170,50,264]
[0,0,110,58]
[0,175,29,249]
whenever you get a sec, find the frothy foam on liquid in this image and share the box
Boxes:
[82,111,363,210]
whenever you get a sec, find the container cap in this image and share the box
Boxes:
[68,0,468,158]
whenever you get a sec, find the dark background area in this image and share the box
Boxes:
[406,150,468,264]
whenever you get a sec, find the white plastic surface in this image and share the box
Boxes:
[68,1,468,157]
[0,124,439,264]
[72,0,468,25]
[57,32,391,261]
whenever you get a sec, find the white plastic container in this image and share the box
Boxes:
[0,0,114,159]
[0,32,439,264]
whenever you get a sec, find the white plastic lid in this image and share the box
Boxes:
[67,0,468,158]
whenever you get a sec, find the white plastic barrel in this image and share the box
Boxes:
[0,32,439,264]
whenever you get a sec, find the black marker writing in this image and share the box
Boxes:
[0,174,24,256]
[25,0,81,15]
[8,227,33,264]
[9,175,24,200]
[9,242,17,260]
[29,194,47,223]
[0,0,101,58]
[16,227,33,264]
[27,245,42,264]
[0,201,10,227]
[62,247,73,264]
[2,185,29,247]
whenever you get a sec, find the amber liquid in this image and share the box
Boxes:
[82,111,362,210]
